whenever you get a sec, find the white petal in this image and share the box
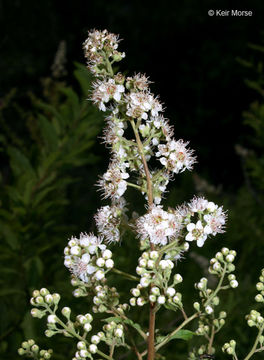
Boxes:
[187,223,195,232]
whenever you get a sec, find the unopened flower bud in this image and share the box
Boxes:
[166,287,176,297]
[193,302,200,311]
[91,335,100,344]
[89,344,97,354]
[230,280,238,288]
[80,349,89,357]
[105,259,114,269]
[131,288,140,297]
[52,293,60,304]
[115,328,123,337]
[157,296,166,304]
[61,307,71,319]
[45,294,54,304]
[149,295,156,302]
[255,294,264,302]
[151,287,160,296]
[31,345,39,353]
[137,297,146,306]
[139,258,147,267]
[174,274,183,283]
[226,254,234,263]
[47,315,57,324]
[205,305,214,314]
[102,250,112,259]
[150,251,159,260]
[40,288,49,296]
[140,277,150,288]
[130,297,136,306]
[84,323,92,332]
[95,270,105,281]
[77,341,86,350]
[221,247,229,256]
[35,296,44,304]
[45,330,56,337]
[96,258,105,267]
[147,260,155,269]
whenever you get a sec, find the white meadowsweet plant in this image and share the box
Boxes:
[18,29,264,360]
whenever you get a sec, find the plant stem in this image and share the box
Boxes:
[155,312,199,351]
[204,263,227,307]
[208,325,215,354]
[129,118,156,360]
[244,324,264,360]
[126,181,142,190]
[130,119,153,206]
[112,268,139,281]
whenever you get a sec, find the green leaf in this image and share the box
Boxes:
[8,147,35,178]
[156,330,195,345]
[38,114,58,152]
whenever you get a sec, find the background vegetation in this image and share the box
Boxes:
[1,1,264,359]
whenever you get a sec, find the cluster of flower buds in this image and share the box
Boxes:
[92,284,120,313]
[194,277,220,316]
[30,288,60,319]
[189,344,215,360]
[18,340,53,360]
[102,321,124,346]
[74,339,98,359]
[64,234,114,286]
[255,268,264,303]
[246,310,264,329]
[222,340,237,356]
[208,248,237,279]
[130,250,183,308]
[195,309,226,336]
[83,29,125,75]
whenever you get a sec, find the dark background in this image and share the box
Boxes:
[1,1,264,359]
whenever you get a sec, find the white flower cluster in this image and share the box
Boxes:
[97,161,129,200]
[156,139,196,174]
[64,234,114,284]
[185,197,227,247]
[94,198,127,243]
[83,29,125,74]
[92,78,125,111]
[136,205,182,246]
[125,91,162,120]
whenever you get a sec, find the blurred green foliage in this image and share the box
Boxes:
[0,63,103,358]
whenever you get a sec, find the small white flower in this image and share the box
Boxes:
[230,280,238,288]
[185,220,207,247]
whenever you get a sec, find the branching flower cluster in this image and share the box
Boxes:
[18,29,264,360]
